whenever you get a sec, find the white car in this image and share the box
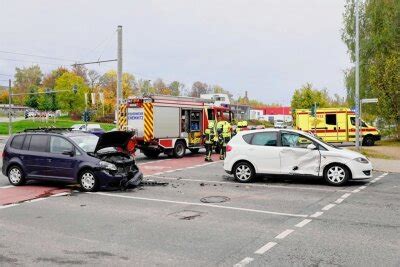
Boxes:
[224,129,373,186]
[71,124,102,131]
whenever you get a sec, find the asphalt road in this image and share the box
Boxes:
[0,146,399,266]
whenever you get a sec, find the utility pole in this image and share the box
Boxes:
[8,79,12,135]
[355,0,360,150]
[117,25,123,124]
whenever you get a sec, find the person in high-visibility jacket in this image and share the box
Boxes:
[233,121,248,136]
[204,121,215,162]
[217,121,231,160]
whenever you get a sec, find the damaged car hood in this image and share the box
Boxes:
[94,131,133,153]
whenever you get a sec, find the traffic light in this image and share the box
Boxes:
[82,111,91,122]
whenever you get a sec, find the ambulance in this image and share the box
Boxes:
[120,95,233,158]
[293,108,381,146]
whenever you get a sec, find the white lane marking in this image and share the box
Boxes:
[295,219,312,228]
[382,173,388,176]
[341,193,351,199]
[51,192,70,197]
[185,166,196,169]
[0,185,14,189]
[352,189,361,193]
[275,229,294,239]
[146,175,351,192]
[370,180,376,184]
[175,168,183,171]
[26,198,46,203]
[0,203,20,209]
[358,185,367,190]
[234,257,254,267]
[335,198,344,204]
[164,170,175,173]
[90,192,308,218]
[322,204,336,211]
[254,242,277,255]
[310,211,323,218]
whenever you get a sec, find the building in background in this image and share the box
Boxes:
[259,107,292,125]
[250,109,263,120]
[231,104,250,121]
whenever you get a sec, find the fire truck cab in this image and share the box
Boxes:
[125,95,233,158]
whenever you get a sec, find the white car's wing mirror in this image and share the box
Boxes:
[307,143,317,150]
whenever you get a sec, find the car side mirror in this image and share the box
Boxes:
[62,150,74,156]
[307,144,317,150]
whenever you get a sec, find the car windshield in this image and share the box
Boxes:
[69,135,99,152]
[303,132,339,149]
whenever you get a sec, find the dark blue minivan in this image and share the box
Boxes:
[2,129,142,191]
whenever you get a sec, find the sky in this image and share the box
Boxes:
[0,0,351,105]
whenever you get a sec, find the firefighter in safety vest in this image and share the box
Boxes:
[233,121,248,136]
[217,121,231,160]
[204,121,215,162]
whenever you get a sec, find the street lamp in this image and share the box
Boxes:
[355,0,361,149]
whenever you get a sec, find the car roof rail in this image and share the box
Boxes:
[22,127,73,133]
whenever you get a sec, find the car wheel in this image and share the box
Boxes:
[79,170,98,192]
[7,165,26,186]
[143,150,161,159]
[233,162,255,183]
[362,136,375,146]
[173,141,186,158]
[324,165,349,186]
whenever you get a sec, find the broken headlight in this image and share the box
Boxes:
[354,157,369,164]
[99,161,117,171]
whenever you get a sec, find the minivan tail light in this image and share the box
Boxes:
[226,145,233,152]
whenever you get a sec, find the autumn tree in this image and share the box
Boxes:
[168,81,184,96]
[55,72,88,113]
[291,83,330,109]
[13,65,43,104]
[42,67,69,89]
[188,81,210,97]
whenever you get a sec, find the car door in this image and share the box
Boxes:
[247,131,281,174]
[24,134,50,179]
[46,136,78,180]
[279,131,321,176]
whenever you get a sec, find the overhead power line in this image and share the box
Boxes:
[72,59,117,66]
[0,50,77,62]
[0,57,65,66]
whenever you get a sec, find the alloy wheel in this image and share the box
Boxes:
[9,168,21,184]
[235,165,252,181]
[81,172,96,190]
[327,166,346,184]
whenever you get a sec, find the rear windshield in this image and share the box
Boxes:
[10,135,25,149]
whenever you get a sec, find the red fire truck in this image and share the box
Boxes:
[123,95,233,158]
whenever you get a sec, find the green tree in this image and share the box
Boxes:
[42,67,69,89]
[55,72,88,113]
[342,0,400,137]
[291,83,330,109]
[25,85,39,109]
[168,81,184,96]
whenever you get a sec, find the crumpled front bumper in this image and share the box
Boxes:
[94,169,143,189]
